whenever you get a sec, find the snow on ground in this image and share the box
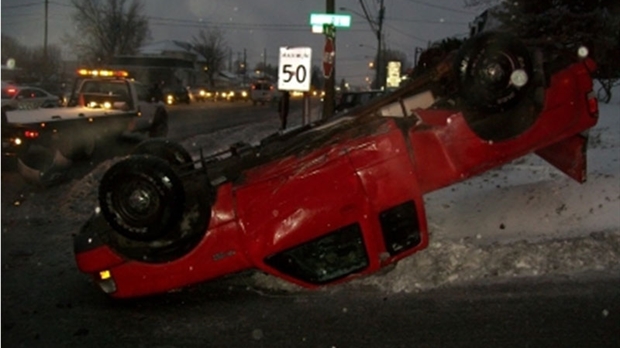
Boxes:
[63,87,620,294]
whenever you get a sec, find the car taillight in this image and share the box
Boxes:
[24,130,39,139]
[587,91,598,116]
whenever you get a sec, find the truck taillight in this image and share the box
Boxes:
[24,130,39,139]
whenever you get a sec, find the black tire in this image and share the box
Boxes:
[455,31,533,113]
[98,155,185,242]
[149,108,169,138]
[132,139,193,170]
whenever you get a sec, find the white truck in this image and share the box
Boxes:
[2,69,169,184]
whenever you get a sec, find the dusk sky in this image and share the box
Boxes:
[1,0,486,86]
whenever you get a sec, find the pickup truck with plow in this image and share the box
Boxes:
[2,69,169,185]
[73,32,600,298]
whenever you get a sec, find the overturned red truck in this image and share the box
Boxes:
[74,32,599,298]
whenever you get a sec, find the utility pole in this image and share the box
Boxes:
[44,0,49,59]
[359,0,385,90]
[322,0,336,120]
[243,48,247,85]
[376,0,385,90]
[263,48,267,78]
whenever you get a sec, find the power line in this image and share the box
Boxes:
[400,0,477,15]
[387,16,470,25]
[48,1,73,8]
[383,22,428,44]
[1,13,42,18]
[2,2,43,10]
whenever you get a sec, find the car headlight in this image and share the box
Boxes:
[199,90,205,96]
[242,91,248,97]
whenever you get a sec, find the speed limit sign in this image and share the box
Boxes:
[278,46,312,91]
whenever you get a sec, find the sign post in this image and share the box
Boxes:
[278,46,313,126]
[322,37,335,79]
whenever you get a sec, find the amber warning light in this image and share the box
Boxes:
[77,69,129,78]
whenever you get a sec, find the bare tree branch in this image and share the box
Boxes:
[192,27,228,86]
[66,0,150,65]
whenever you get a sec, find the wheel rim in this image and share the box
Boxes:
[475,52,518,91]
[113,174,164,230]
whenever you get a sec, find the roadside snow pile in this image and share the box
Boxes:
[352,231,620,293]
[59,159,119,221]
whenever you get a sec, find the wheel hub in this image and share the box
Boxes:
[128,188,153,213]
[483,62,505,82]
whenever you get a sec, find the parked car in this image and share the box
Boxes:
[74,32,599,298]
[335,90,385,113]
[163,86,191,105]
[1,82,61,111]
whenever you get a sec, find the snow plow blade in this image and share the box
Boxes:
[535,132,589,183]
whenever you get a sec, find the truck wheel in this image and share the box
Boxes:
[99,155,185,242]
[455,31,533,113]
[132,139,193,171]
[149,108,168,138]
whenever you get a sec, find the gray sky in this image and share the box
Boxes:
[1,0,486,86]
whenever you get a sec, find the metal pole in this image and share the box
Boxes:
[322,0,336,120]
[377,0,385,90]
[303,92,311,125]
[263,48,267,78]
[243,48,247,85]
[44,0,48,59]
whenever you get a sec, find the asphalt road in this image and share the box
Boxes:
[2,102,619,347]
[166,99,283,141]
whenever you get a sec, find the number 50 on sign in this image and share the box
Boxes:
[278,47,312,92]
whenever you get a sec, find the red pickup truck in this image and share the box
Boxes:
[74,32,599,298]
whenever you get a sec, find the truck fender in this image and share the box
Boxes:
[17,148,72,186]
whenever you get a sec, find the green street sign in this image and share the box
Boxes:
[309,13,351,28]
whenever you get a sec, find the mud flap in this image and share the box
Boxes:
[535,132,589,183]
[17,149,72,186]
